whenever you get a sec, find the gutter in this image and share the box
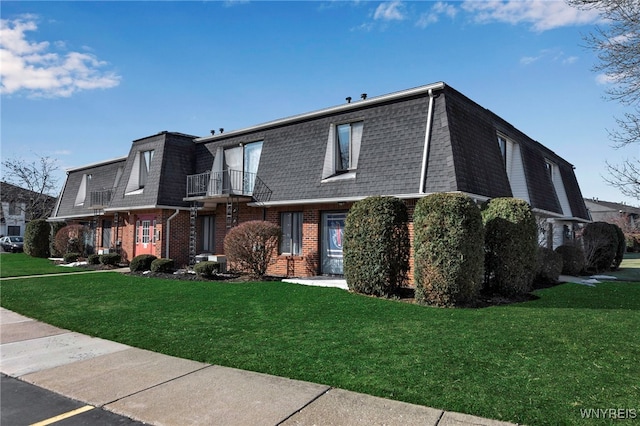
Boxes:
[165,209,180,259]
[419,88,437,194]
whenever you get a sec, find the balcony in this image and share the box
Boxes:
[89,189,113,209]
[185,170,271,203]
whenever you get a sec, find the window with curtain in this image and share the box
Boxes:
[280,212,302,255]
[336,121,363,172]
[243,141,263,193]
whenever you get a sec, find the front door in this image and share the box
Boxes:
[321,211,347,275]
[135,215,156,256]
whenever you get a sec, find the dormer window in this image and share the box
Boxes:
[545,160,554,181]
[322,121,364,181]
[336,122,363,172]
[497,135,507,166]
[139,150,154,189]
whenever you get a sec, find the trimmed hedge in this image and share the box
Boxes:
[88,254,101,265]
[343,196,410,297]
[535,247,563,287]
[483,198,538,296]
[63,252,80,263]
[151,258,174,273]
[100,253,121,266]
[583,221,618,273]
[49,221,66,258]
[612,223,625,270]
[24,219,50,258]
[555,244,585,275]
[413,193,484,307]
[130,254,157,272]
[194,261,220,277]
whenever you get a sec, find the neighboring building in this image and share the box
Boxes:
[49,82,590,276]
[0,181,57,237]
[584,198,640,230]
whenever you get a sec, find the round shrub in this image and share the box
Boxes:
[582,221,618,273]
[483,198,538,296]
[555,244,585,275]
[224,220,280,277]
[99,253,121,266]
[24,219,50,258]
[63,252,80,263]
[194,261,220,277]
[344,196,409,297]
[413,193,484,307]
[535,247,563,287]
[612,223,625,270]
[150,258,175,273]
[130,254,157,272]
[87,254,100,265]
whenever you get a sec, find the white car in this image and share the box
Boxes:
[0,236,24,253]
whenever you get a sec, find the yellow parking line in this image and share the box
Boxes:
[30,405,95,426]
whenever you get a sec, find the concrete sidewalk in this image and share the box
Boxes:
[1,307,517,426]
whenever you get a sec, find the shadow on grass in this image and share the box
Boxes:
[514,281,640,311]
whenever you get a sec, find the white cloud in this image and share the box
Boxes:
[519,49,579,66]
[461,0,601,31]
[0,17,121,98]
[416,1,457,28]
[374,1,406,21]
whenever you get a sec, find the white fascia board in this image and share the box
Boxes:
[65,156,128,173]
[196,82,446,143]
[103,205,192,213]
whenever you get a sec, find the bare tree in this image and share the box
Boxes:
[1,156,59,220]
[567,0,640,200]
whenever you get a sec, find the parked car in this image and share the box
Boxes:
[0,236,24,253]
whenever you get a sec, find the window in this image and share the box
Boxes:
[139,150,154,188]
[8,202,20,215]
[280,212,302,255]
[497,135,507,166]
[545,160,554,180]
[336,122,363,172]
[7,226,20,236]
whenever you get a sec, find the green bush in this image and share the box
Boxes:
[583,222,619,273]
[130,254,157,272]
[150,258,175,273]
[344,196,409,297]
[88,254,100,265]
[612,223,625,270]
[555,244,585,275]
[194,261,220,277]
[535,247,563,287]
[24,219,50,258]
[483,198,538,296]
[100,253,121,266]
[63,252,80,263]
[413,193,484,307]
[223,220,280,277]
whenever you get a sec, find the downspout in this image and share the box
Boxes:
[165,209,180,259]
[419,89,436,194]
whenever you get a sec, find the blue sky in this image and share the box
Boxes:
[1,1,638,206]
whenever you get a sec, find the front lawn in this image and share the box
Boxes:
[0,252,85,278]
[1,271,638,425]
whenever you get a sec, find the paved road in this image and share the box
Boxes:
[1,374,146,426]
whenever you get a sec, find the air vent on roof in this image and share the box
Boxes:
[210,130,215,135]
[361,93,367,100]
[219,128,224,134]
[346,96,352,103]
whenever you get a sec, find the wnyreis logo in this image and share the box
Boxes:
[580,408,637,420]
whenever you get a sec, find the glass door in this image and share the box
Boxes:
[321,211,347,275]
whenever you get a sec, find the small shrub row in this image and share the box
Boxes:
[63,252,81,263]
[151,258,174,273]
[194,261,220,277]
[130,254,157,272]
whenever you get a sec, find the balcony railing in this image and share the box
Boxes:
[186,169,271,202]
[89,189,113,208]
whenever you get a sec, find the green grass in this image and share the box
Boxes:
[1,272,638,425]
[0,252,86,278]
